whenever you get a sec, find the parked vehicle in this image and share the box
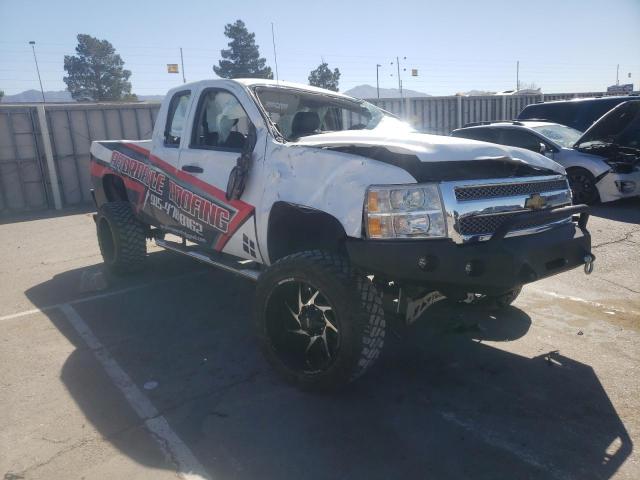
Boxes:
[89,79,594,390]
[452,101,640,204]
[517,95,637,132]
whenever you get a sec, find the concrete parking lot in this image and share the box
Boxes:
[1,199,639,480]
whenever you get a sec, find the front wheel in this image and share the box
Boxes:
[255,251,385,391]
[567,167,600,205]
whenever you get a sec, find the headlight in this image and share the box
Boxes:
[365,184,447,239]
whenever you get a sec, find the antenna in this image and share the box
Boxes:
[180,47,186,84]
[271,22,280,84]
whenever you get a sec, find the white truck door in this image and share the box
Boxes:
[137,88,196,235]
[176,87,263,261]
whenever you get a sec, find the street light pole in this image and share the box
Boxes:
[376,64,381,98]
[29,41,45,103]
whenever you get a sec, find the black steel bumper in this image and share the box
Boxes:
[347,205,592,296]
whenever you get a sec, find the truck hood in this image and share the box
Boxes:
[574,100,640,150]
[292,128,565,181]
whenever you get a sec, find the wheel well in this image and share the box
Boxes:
[267,202,348,263]
[103,174,128,203]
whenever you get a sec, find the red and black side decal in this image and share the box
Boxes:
[91,142,254,251]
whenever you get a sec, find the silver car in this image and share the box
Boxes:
[451,100,640,204]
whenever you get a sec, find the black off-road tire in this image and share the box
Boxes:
[96,201,147,274]
[256,250,385,391]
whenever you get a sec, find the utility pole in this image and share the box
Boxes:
[396,56,403,98]
[180,48,186,84]
[391,56,407,115]
[616,64,620,85]
[271,23,280,83]
[376,64,381,98]
[29,41,45,103]
[516,60,520,92]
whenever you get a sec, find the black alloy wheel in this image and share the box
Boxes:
[264,280,340,374]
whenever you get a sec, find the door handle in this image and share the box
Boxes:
[181,165,203,173]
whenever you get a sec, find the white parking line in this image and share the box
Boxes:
[0,270,207,322]
[439,411,571,480]
[529,288,640,317]
[59,303,209,480]
[0,307,52,321]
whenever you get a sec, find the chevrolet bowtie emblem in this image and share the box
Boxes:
[525,193,547,210]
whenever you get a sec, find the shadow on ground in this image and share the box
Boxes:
[24,252,633,480]
[0,205,94,225]
[590,197,640,224]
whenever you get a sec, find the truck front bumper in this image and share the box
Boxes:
[346,207,592,296]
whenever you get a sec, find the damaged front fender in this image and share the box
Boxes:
[256,141,416,262]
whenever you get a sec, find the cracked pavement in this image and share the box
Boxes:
[0,198,639,479]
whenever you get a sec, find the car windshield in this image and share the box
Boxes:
[530,124,583,148]
[253,86,412,141]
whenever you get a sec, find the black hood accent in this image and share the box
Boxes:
[327,145,559,182]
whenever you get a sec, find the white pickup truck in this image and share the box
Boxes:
[90,79,593,390]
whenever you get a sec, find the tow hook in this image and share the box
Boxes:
[584,254,595,275]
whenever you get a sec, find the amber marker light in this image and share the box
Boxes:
[367,191,379,212]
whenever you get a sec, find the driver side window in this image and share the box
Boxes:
[191,90,250,151]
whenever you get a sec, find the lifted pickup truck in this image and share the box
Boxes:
[90,79,594,390]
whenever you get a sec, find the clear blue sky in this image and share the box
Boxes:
[1,0,639,96]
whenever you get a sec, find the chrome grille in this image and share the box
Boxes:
[454,179,568,201]
[439,175,573,244]
[458,212,557,236]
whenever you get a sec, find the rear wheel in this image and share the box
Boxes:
[96,201,147,274]
[567,167,600,205]
[256,250,385,390]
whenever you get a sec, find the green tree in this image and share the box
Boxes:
[214,20,273,79]
[63,34,133,101]
[0,90,4,102]
[308,62,340,91]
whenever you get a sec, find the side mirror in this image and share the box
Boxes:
[539,143,547,155]
[226,124,258,200]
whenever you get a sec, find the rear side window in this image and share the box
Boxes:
[452,127,499,143]
[498,128,542,152]
[580,100,625,128]
[164,91,191,147]
[519,103,578,128]
[519,98,630,131]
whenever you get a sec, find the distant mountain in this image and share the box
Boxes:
[2,89,73,103]
[1,89,165,103]
[138,94,165,102]
[344,84,431,99]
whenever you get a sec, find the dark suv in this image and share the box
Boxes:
[517,96,637,132]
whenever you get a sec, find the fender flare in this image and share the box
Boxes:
[266,201,350,264]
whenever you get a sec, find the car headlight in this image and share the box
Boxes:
[365,184,447,239]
